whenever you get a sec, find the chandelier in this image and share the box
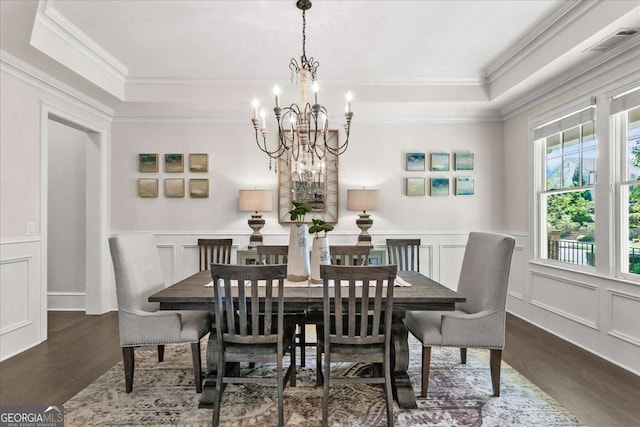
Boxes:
[251,0,353,173]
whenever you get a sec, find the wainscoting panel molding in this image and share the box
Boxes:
[607,289,640,347]
[420,244,434,280]
[530,271,599,330]
[0,240,43,362]
[508,246,526,301]
[181,244,200,280]
[156,244,176,288]
[0,256,31,334]
[438,243,467,291]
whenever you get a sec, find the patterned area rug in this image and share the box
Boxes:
[64,335,584,426]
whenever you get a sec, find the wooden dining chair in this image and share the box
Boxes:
[256,245,288,265]
[329,245,371,266]
[198,239,233,270]
[312,245,372,381]
[318,264,397,427]
[210,264,297,427]
[256,244,308,368]
[386,238,421,271]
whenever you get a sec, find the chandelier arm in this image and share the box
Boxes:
[254,127,288,160]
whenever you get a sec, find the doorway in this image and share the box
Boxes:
[47,119,90,311]
[42,108,108,327]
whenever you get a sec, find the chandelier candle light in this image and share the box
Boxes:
[347,189,380,246]
[251,0,354,173]
[239,189,274,247]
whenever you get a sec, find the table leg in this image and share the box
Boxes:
[199,332,219,408]
[391,315,417,409]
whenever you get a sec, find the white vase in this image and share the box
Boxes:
[287,224,310,281]
[310,236,331,284]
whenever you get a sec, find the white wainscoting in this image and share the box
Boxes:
[150,232,471,286]
[1,238,43,361]
[530,271,599,330]
[607,289,640,347]
[506,234,640,376]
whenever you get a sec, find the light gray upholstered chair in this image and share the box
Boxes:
[109,234,211,393]
[404,232,515,397]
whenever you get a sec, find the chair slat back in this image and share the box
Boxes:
[198,239,233,270]
[320,265,397,346]
[256,245,288,265]
[386,239,420,271]
[329,245,371,266]
[211,264,286,345]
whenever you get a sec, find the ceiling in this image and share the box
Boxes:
[1,0,639,120]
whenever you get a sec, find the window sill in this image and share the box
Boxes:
[528,260,640,287]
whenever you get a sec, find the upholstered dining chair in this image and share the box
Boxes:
[109,234,211,393]
[386,238,421,271]
[197,238,233,270]
[329,245,371,266]
[210,264,297,427]
[256,244,288,265]
[404,232,515,397]
[318,264,397,427]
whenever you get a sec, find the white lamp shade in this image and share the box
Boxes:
[239,189,273,212]
[347,189,380,212]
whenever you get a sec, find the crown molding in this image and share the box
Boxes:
[486,0,598,83]
[112,112,244,124]
[0,50,114,119]
[501,36,640,120]
[125,74,486,86]
[112,108,502,124]
[38,0,128,80]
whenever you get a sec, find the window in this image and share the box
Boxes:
[536,107,597,267]
[614,89,640,276]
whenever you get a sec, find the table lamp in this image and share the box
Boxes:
[347,189,380,246]
[239,189,273,247]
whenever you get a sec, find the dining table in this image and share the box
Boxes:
[149,269,465,409]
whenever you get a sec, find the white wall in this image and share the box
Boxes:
[110,121,505,237]
[47,119,88,310]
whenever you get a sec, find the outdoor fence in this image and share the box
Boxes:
[548,239,640,273]
[547,239,595,267]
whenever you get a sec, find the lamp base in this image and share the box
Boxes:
[355,212,373,247]
[248,214,265,248]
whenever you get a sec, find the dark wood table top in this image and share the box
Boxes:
[149,270,465,312]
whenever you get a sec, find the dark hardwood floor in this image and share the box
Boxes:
[0,311,638,426]
[0,311,121,406]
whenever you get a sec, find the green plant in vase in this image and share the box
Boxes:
[288,200,313,226]
[309,218,334,239]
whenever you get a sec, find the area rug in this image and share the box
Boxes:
[63,335,585,426]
